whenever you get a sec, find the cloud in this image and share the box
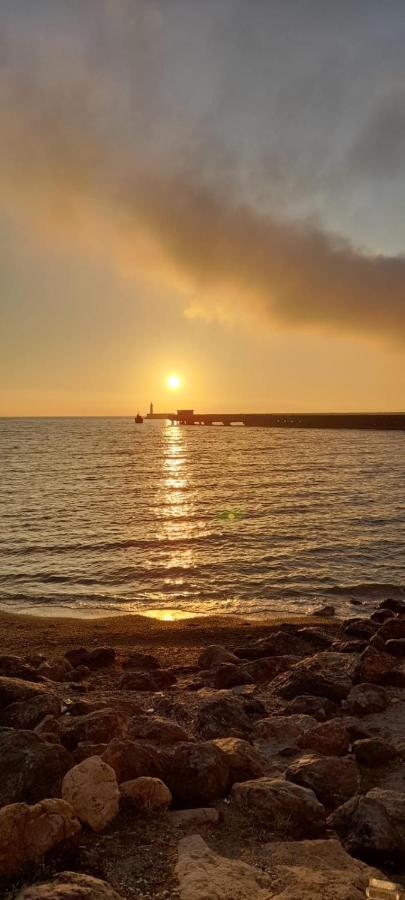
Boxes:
[0,19,404,347]
[349,86,405,177]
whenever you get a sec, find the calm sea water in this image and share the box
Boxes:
[0,417,404,618]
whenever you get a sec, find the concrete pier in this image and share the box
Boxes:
[170,410,405,430]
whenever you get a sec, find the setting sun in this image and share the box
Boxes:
[166,373,181,390]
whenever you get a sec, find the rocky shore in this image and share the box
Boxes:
[0,602,404,899]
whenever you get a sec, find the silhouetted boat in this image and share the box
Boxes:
[134,413,143,424]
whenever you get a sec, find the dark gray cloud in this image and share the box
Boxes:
[349,87,405,177]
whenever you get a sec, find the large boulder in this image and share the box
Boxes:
[196,693,265,739]
[214,663,254,689]
[0,799,80,878]
[119,669,176,691]
[0,656,38,681]
[62,756,119,832]
[353,738,397,767]
[127,715,190,744]
[0,676,49,710]
[385,639,405,657]
[198,645,240,669]
[328,788,405,863]
[60,709,129,751]
[212,737,266,783]
[378,618,405,641]
[0,692,61,729]
[253,714,316,756]
[175,834,273,899]
[263,839,383,900]
[283,694,339,721]
[0,729,74,806]
[232,777,326,838]
[286,754,360,810]
[102,739,161,782]
[342,619,375,639]
[16,872,123,899]
[120,776,172,811]
[270,652,354,701]
[122,651,160,670]
[159,741,229,806]
[353,646,396,684]
[343,683,389,716]
[38,659,73,682]
[242,656,298,684]
[85,648,116,669]
[379,598,405,614]
[298,718,352,756]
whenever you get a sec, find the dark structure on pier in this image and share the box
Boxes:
[171,410,405,430]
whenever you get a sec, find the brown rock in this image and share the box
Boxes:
[213,737,265,783]
[271,652,354,702]
[331,640,368,654]
[378,617,405,641]
[120,776,171,810]
[0,676,49,710]
[85,647,116,669]
[0,729,74,806]
[64,647,90,668]
[60,708,129,751]
[353,738,397,767]
[198,645,239,669]
[242,656,298,684]
[62,756,119,832]
[127,714,190,744]
[379,598,405,614]
[196,693,265,739]
[343,682,389,716]
[73,742,108,763]
[0,656,38,681]
[122,651,160,670]
[214,663,254,688]
[175,834,272,899]
[0,799,80,878]
[102,738,161,782]
[299,718,351,756]
[265,839,384,900]
[287,754,360,810]
[152,668,177,688]
[159,741,229,806]
[328,789,405,863]
[253,714,316,755]
[385,638,405,656]
[353,646,396,683]
[343,619,375,639]
[232,777,326,838]
[0,692,61,729]
[38,659,73,682]
[169,807,220,827]
[284,694,339,721]
[16,871,123,899]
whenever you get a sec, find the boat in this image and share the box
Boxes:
[134,413,143,424]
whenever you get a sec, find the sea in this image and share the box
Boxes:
[0,417,404,619]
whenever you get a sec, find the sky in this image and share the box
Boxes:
[0,0,405,414]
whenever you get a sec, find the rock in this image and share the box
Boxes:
[298,718,351,756]
[0,729,74,806]
[264,838,383,900]
[0,676,49,710]
[242,656,298,684]
[214,663,254,688]
[283,694,339,721]
[343,619,375,639]
[371,608,394,624]
[271,652,354,701]
[16,872,123,899]
[0,799,80,878]
[159,741,229,806]
[153,668,178,688]
[253,714,316,755]
[212,737,265,782]
[232,777,326,838]
[73,742,109,763]
[328,789,405,863]
[353,738,397,766]
[169,808,220,827]
[64,647,90,668]
[175,834,273,899]
[297,628,333,650]
[383,666,405,688]
[122,651,160,670]
[0,656,38,681]
[102,738,161,782]
[198,645,240,669]
[379,598,405,614]
[287,754,360,810]
[60,709,129,751]
[353,646,396,684]
[38,659,73,682]
[62,756,119,832]
[85,647,116,669]
[331,640,368,654]
[128,714,190,744]
[120,776,172,810]
[0,692,61,729]
[237,631,305,660]
[196,693,264,739]
[343,682,389,716]
[309,604,335,616]
[119,671,156,691]
[385,638,405,656]
[369,633,387,651]
[378,617,405,641]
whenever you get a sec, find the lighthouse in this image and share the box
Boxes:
[149,401,154,416]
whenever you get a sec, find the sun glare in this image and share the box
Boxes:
[166,373,181,390]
